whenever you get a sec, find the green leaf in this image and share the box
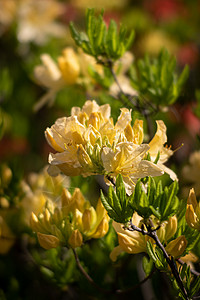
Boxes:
[142,256,154,276]
[70,8,134,61]
[190,276,200,297]
[130,48,189,107]
[100,175,134,223]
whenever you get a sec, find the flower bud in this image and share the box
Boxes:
[185,189,200,230]
[77,144,94,171]
[82,207,96,231]
[165,216,177,241]
[68,229,83,248]
[165,235,187,258]
[30,212,41,232]
[37,232,60,250]
[62,188,72,208]
[92,217,109,238]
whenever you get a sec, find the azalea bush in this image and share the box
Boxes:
[1,2,200,300]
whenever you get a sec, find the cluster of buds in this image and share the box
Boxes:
[186,188,200,231]
[46,100,176,194]
[110,213,187,261]
[30,188,109,250]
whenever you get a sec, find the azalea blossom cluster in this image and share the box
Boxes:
[30,188,109,249]
[45,100,176,194]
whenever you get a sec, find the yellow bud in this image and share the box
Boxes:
[92,217,109,239]
[44,208,51,223]
[185,189,200,230]
[37,232,60,250]
[58,48,80,85]
[165,216,177,241]
[165,235,188,258]
[30,212,41,232]
[72,188,86,212]
[62,188,72,208]
[73,209,83,229]
[82,207,97,231]
[77,144,93,170]
[187,188,198,208]
[68,229,83,248]
[185,205,200,230]
[157,224,166,243]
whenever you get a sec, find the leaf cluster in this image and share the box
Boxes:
[33,248,76,287]
[70,8,134,61]
[173,263,200,299]
[130,177,179,221]
[100,175,134,223]
[130,49,189,106]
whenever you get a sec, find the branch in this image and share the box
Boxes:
[128,220,190,300]
[72,248,156,296]
[72,248,112,294]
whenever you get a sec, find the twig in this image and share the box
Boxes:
[72,248,156,296]
[128,220,190,300]
[72,248,112,294]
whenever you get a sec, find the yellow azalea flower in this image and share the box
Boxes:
[33,47,80,111]
[185,188,200,231]
[110,213,183,261]
[182,151,200,197]
[30,188,109,250]
[45,100,164,193]
[102,142,163,194]
[16,0,66,44]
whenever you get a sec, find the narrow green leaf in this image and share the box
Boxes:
[142,256,154,276]
[190,276,200,297]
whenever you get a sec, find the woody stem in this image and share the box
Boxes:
[129,221,189,300]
